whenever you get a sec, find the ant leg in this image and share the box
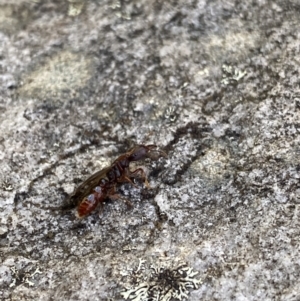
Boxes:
[108,186,132,207]
[97,202,104,216]
[129,168,150,188]
[124,176,138,188]
[122,198,133,208]
[117,175,138,188]
[116,170,138,188]
[107,185,121,200]
[109,193,133,208]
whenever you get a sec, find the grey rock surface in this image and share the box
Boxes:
[0,0,300,300]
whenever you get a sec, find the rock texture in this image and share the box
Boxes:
[0,0,299,300]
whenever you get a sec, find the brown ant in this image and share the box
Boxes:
[69,145,167,218]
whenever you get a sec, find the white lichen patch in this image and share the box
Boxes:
[121,259,202,301]
[7,259,42,289]
[221,64,247,85]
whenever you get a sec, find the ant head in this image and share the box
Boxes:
[128,145,153,161]
[128,145,149,162]
[128,145,166,162]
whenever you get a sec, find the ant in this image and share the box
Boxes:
[69,145,167,218]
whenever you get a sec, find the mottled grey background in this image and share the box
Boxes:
[0,0,300,300]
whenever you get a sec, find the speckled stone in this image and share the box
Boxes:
[0,1,300,300]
